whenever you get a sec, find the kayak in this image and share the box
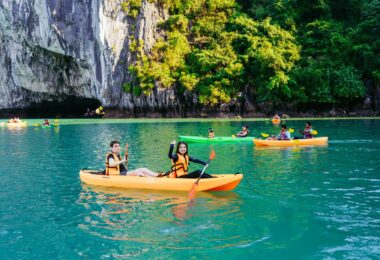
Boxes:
[253,137,328,147]
[79,170,243,192]
[272,118,281,124]
[179,136,253,143]
[5,122,27,128]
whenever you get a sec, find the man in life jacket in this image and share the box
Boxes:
[297,122,313,139]
[276,125,291,140]
[106,140,162,177]
[236,125,249,137]
[168,140,213,178]
[106,140,128,175]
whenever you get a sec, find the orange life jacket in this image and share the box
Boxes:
[105,152,122,175]
[170,153,189,178]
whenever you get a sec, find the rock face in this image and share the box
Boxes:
[0,0,185,115]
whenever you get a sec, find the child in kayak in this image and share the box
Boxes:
[236,125,249,137]
[208,128,215,138]
[106,140,161,177]
[168,140,213,178]
[297,122,313,139]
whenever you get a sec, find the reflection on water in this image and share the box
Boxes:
[77,185,249,251]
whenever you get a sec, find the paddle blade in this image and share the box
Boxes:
[232,134,236,138]
[312,130,318,135]
[289,128,295,133]
[261,133,269,138]
[188,182,198,200]
[209,150,216,160]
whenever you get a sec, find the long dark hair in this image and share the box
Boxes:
[176,142,188,156]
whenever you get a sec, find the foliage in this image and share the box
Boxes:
[125,0,376,111]
[121,0,142,18]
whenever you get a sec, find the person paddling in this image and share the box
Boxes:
[297,122,313,139]
[106,140,161,177]
[43,119,50,126]
[267,125,291,140]
[168,140,213,178]
[236,125,249,137]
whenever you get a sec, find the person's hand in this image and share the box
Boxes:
[170,140,176,146]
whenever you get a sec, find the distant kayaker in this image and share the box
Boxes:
[272,114,280,120]
[297,122,313,139]
[208,128,215,139]
[168,140,213,178]
[236,125,249,137]
[106,140,161,177]
[267,125,291,140]
[43,119,50,126]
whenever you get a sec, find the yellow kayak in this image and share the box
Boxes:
[79,170,243,192]
[253,137,328,147]
[5,122,27,128]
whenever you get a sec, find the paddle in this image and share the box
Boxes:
[261,133,269,138]
[125,143,129,168]
[188,150,216,200]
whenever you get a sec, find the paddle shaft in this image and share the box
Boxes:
[194,158,211,185]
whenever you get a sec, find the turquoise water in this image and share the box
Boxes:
[0,119,379,259]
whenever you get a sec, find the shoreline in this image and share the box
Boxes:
[1,117,380,126]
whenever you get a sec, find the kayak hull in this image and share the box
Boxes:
[6,122,27,128]
[179,136,253,143]
[253,137,328,147]
[79,170,243,191]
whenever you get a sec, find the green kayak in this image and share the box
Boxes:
[179,136,254,143]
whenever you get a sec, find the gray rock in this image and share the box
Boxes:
[0,0,187,114]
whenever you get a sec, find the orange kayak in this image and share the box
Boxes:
[253,137,328,147]
[79,170,243,192]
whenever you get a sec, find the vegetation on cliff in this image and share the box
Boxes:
[125,0,380,112]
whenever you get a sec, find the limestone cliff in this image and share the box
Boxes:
[0,0,185,115]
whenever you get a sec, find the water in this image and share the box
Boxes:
[0,119,379,259]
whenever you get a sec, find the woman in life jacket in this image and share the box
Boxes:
[168,140,213,178]
[106,140,162,177]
